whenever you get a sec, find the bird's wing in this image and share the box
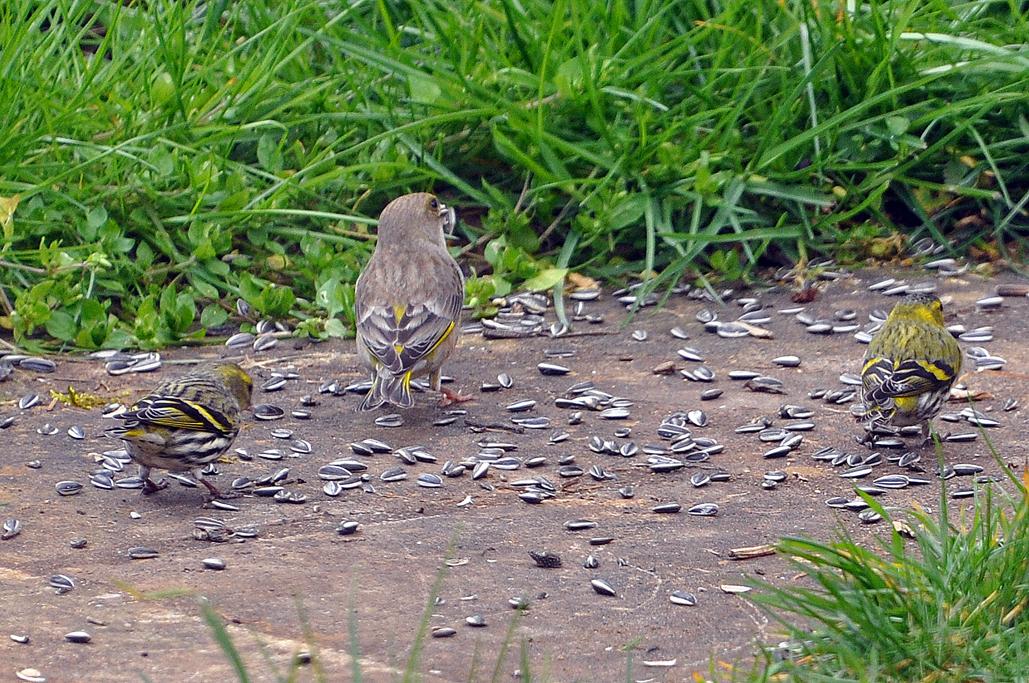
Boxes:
[118,396,235,434]
[861,357,893,394]
[356,287,462,375]
[863,357,956,400]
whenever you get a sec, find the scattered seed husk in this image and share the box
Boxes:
[375,414,404,428]
[537,362,570,376]
[858,509,883,524]
[893,520,916,538]
[253,404,285,421]
[431,627,457,638]
[529,550,561,568]
[55,480,83,496]
[719,584,752,594]
[716,322,751,339]
[669,590,697,606]
[464,614,487,627]
[127,547,159,559]
[49,574,75,593]
[687,502,719,516]
[745,376,786,394]
[728,544,775,560]
[2,518,22,540]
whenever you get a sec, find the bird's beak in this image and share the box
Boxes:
[439,204,458,239]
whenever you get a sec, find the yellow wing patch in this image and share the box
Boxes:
[427,321,456,355]
[862,358,882,375]
[894,396,918,410]
[913,360,952,381]
[143,398,232,432]
[166,400,222,429]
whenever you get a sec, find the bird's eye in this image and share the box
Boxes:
[429,198,439,210]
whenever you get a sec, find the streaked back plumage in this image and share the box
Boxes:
[106,363,253,479]
[860,294,961,436]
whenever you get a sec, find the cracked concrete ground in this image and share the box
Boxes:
[1,268,1026,682]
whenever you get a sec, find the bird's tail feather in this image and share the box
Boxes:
[855,399,895,424]
[104,424,145,439]
[359,371,414,411]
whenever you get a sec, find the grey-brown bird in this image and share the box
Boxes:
[354,193,466,410]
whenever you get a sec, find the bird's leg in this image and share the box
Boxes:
[859,424,877,449]
[197,472,242,500]
[919,421,934,449]
[432,369,473,406]
[139,466,168,495]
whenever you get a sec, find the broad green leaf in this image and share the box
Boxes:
[175,292,196,332]
[0,194,20,243]
[521,267,568,292]
[316,277,346,317]
[201,304,228,329]
[188,273,219,300]
[257,133,283,173]
[408,73,442,104]
[324,317,347,338]
[484,236,506,267]
[86,206,108,231]
[260,285,295,317]
[607,194,648,231]
[150,146,174,176]
[46,310,76,341]
[886,116,909,137]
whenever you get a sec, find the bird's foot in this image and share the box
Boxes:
[200,478,242,500]
[439,387,474,406]
[141,477,168,495]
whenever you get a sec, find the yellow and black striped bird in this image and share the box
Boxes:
[354,193,466,410]
[105,363,252,497]
[860,293,962,445]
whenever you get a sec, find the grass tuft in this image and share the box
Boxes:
[0,0,1025,349]
[735,444,1028,682]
